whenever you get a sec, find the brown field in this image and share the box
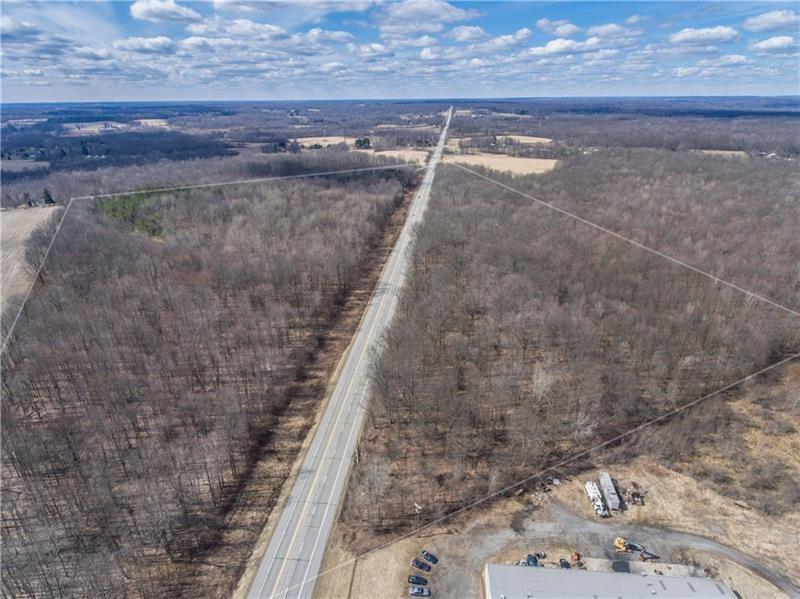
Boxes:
[698,149,748,158]
[374,124,437,132]
[0,206,58,310]
[491,111,533,119]
[137,118,169,128]
[63,121,129,135]
[296,136,356,148]
[354,148,429,165]
[443,152,558,174]
[501,134,553,145]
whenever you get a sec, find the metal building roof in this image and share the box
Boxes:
[598,472,621,511]
[483,564,737,599]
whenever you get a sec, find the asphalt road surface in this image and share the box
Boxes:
[247,107,453,599]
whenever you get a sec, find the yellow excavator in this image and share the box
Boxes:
[614,537,659,561]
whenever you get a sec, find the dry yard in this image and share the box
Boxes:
[0,206,58,311]
[315,456,797,599]
[443,152,558,174]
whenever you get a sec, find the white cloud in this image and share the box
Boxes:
[389,34,438,47]
[387,0,479,23]
[669,26,739,44]
[130,0,202,23]
[187,17,287,40]
[180,36,239,50]
[1,16,41,39]
[473,28,532,52]
[304,27,354,43]
[536,18,581,37]
[743,10,799,33]
[625,15,647,25]
[320,61,345,73]
[448,25,488,42]
[75,46,112,61]
[748,35,797,54]
[587,23,641,38]
[113,36,176,54]
[672,66,700,77]
[212,0,379,14]
[347,42,393,59]
[696,54,747,67]
[420,46,438,60]
[525,36,602,56]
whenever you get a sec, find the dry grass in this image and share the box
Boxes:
[0,206,58,311]
[374,124,437,132]
[137,118,169,128]
[491,112,533,119]
[697,149,748,158]
[297,136,356,148]
[501,135,553,145]
[443,152,558,175]
[354,149,429,165]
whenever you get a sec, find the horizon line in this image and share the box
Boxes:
[3,93,800,106]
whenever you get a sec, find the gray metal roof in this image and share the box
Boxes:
[483,564,737,599]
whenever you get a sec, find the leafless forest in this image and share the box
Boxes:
[343,147,800,535]
[2,99,799,596]
[1,159,413,596]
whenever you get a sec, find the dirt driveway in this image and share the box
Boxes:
[317,493,797,599]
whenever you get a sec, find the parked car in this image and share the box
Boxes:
[409,586,431,597]
[408,575,428,586]
[421,550,439,564]
[559,558,572,569]
[526,554,538,567]
[411,558,431,572]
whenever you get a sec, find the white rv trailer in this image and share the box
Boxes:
[584,481,609,517]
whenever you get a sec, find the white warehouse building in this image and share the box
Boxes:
[483,564,737,599]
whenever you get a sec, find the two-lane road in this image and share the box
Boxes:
[247,107,453,599]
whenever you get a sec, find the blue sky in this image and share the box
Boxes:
[1,1,798,102]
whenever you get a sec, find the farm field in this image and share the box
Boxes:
[296,135,356,147]
[443,152,558,174]
[354,148,429,165]
[0,206,57,311]
[500,134,553,145]
[698,149,748,158]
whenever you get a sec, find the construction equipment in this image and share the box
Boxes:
[614,537,632,553]
[585,481,610,517]
[640,550,660,562]
[614,537,658,561]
